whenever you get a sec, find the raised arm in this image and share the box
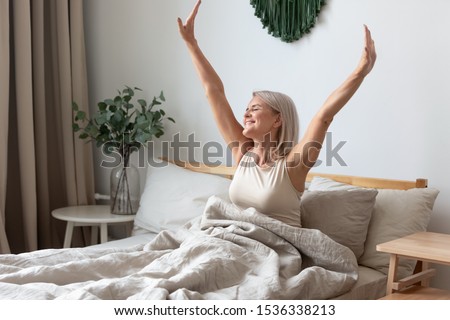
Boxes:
[288,25,377,172]
[177,0,251,163]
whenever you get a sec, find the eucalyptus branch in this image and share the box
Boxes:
[72,85,176,157]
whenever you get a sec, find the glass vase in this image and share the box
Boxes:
[110,163,140,215]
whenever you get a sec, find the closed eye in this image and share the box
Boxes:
[246,105,261,112]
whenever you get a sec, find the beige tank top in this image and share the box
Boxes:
[229,153,302,228]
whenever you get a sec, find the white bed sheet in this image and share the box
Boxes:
[89,232,158,250]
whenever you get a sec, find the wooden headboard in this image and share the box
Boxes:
[164,159,427,190]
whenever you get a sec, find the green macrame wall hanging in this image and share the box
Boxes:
[250,0,326,43]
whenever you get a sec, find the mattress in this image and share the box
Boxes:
[332,265,387,300]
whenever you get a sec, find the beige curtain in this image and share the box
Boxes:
[0,0,95,253]
[0,0,11,254]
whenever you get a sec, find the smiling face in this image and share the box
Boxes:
[242,96,281,141]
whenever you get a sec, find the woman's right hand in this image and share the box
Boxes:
[177,0,202,45]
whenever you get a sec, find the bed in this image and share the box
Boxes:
[0,159,439,300]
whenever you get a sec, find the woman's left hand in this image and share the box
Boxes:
[356,25,377,77]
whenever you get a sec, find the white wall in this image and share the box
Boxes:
[84,0,450,290]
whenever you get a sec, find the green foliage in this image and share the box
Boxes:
[72,86,175,157]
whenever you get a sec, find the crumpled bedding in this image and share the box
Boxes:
[0,196,358,299]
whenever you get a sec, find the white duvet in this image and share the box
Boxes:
[0,196,358,299]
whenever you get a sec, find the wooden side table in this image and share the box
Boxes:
[376,231,450,299]
[52,205,135,248]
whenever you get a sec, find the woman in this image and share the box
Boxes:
[178,0,376,227]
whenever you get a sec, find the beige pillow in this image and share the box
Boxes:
[358,188,439,278]
[309,176,440,278]
[300,189,378,259]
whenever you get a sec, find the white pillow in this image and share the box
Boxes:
[134,161,231,233]
[309,176,439,278]
[308,176,360,191]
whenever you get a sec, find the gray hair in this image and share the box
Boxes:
[252,90,299,160]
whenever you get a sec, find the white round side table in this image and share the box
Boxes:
[51,205,135,248]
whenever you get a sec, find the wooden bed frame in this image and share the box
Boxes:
[166,159,428,190]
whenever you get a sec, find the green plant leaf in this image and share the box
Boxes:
[168,117,175,123]
[153,111,161,122]
[76,110,86,121]
[135,132,152,145]
[159,91,165,102]
[150,127,161,136]
[137,99,147,108]
[98,102,107,111]
[151,97,161,107]
[96,133,109,142]
[72,102,79,111]
[95,113,108,125]
[72,123,80,132]
[136,115,149,129]
[106,110,114,121]
[111,110,124,126]
[123,86,134,97]
[85,122,99,137]
[154,128,164,138]
[114,96,123,109]
[104,99,115,106]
